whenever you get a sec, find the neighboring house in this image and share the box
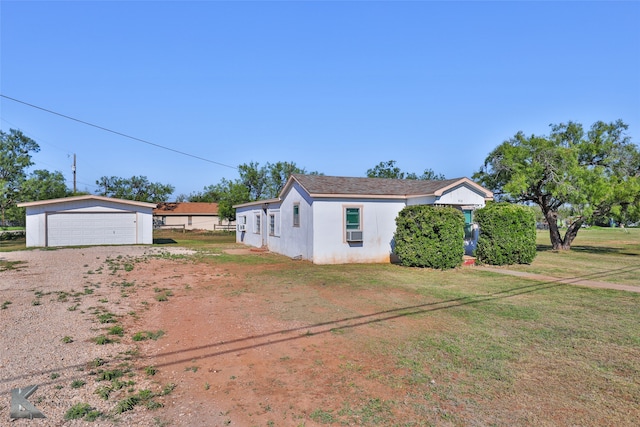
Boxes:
[234,174,493,264]
[18,195,155,248]
[153,202,233,231]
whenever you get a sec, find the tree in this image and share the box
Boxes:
[367,160,445,180]
[266,161,312,198]
[211,178,251,222]
[186,184,223,203]
[474,120,640,250]
[413,168,446,181]
[21,169,70,201]
[367,160,405,179]
[192,161,320,221]
[0,129,40,225]
[238,161,319,200]
[96,175,174,203]
[238,162,269,201]
[8,169,70,226]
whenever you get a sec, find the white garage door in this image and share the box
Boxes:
[47,212,137,247]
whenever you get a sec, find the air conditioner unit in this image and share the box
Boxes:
[237,224,246,232]
[346,230,363,242]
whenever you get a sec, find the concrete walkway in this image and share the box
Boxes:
[473,266,640,294]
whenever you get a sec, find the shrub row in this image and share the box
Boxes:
[393,202,537,268]
[475,202,537,265]
[394,206,464,269]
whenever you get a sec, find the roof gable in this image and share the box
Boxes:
[17,195,157,209]
[286,174,493,199]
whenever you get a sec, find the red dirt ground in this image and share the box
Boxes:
[117,252,639,426]
[121,255,452,426]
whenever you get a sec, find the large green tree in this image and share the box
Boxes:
[213,178,252,222]
[96,175,174,203]
[238,161,314,200]
[8,169,70,226]
[21,169,70,201]
[474,120,640,250]
[0,129,40,225]
[367,160,445,180]
[188,161,320,220]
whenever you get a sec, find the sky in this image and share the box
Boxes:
[1,1,639,199]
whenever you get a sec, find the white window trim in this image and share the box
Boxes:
[293,203,300,227]
[269,210,281,237]
[343,204,363,242]
[254,212,261,234]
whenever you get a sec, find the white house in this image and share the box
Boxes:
[18,195,155,247]
[234,174,493,264]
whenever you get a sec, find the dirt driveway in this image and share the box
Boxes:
[119,254,439,426]
[1,247,431,426]
[2,246,638,426]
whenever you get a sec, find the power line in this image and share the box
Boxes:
[0,94,238,170]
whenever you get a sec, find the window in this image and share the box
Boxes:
[293,203,300,227]
[255,214,261,234]
[188,216,192,226]
[269,214,275,236]
[345,206,363,242]
[345,207,361,230]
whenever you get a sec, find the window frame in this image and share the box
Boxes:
[343,205,363,243]
[254,213,261,234]
[293,203,300,227]
[269,213,275,236]
[345,206,362,231]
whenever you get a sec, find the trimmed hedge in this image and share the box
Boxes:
[394,205,464,269]
[475,202,537,265]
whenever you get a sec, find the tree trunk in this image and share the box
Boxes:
[544,210,566,250]
[562,218,584,249]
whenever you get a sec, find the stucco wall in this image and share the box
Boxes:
[234,180,490,264]
[312,198,406,264]
[432,185,487,207]
[266,183,314,260]
[236,207,265,248]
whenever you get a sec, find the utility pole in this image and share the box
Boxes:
[72,153,77,194]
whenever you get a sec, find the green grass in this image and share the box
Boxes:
[132,330,165,341]
[64,402,93,420]
[221,227,639,425]
[0,260,27,271]
[153,229,236,251]
[0,235,26,251]
[93,335,115,345]
[500,228,640,287]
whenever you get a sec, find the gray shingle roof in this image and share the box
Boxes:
[291,174,469,197]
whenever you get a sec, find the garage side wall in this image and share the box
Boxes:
[25,209,47,247]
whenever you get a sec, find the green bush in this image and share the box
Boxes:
[475,202,537,265]
[394,206,465,269]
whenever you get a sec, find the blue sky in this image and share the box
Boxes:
[1,1,639,199]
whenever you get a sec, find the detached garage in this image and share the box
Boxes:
[18,195,156,248]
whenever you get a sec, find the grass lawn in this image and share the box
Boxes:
[144,227,639,425]
[498,227,640,288]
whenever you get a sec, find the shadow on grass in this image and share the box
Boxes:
[153,238,178,245]
[536,244,635,255]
